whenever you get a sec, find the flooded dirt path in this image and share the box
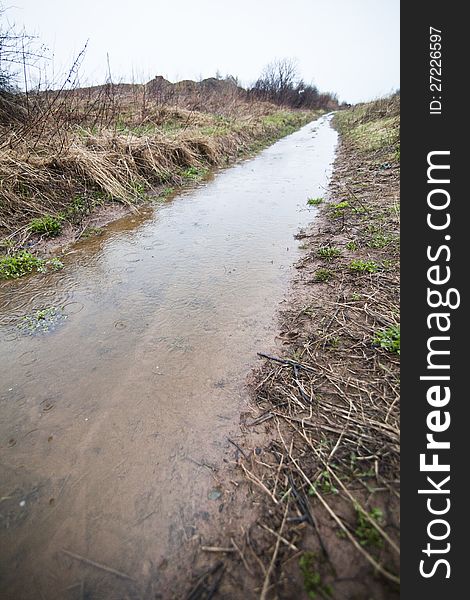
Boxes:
[0,115,337,598]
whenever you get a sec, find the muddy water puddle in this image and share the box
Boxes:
[0,116,337,598]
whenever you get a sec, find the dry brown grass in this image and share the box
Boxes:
[0,86,317,246]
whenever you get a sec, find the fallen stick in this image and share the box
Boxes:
[240,463,278,504]
[205,564,225,600]
[246,412,274,427]
[201,546,235,553]
[259,522,298,551]
[260,496,290,600]
[186,561,223,600]
[61,549,134,581]
[231,537,253,576]
[228,437,249,460]
[257,352,315,373]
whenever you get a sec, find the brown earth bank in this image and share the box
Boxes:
[175,96,400,600]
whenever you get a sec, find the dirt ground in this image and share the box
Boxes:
[178,99,400,600]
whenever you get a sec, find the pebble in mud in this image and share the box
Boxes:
[208,489,222,501]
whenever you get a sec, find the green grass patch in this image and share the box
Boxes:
[299,552,332,599]
[349,116,399,152]
[0,238,15,252]
[198,124,232,137]
[257,111,318,144]
[329,201,350,218]
[307,197,323,206]
[28,215,63,237]
[158,186,176,199]
[373,325,400,354]
[314,268,333,282]
[309,471,339,496]
[0,252,63,280]
[349,259,379,274]
[0,251,44,279]
[352,204,368,215]
[317,246,341,260]
[46,257,64,271]
[181,166,209,181]
[64,195,88,219]
[382,258,395,270]
[334,95,400,157]
[346,240,358,251]
[367,232,398,249]
[62,194,109,223]
[130,181,147,197]
[355,506,384,548]
[261,110,308,130]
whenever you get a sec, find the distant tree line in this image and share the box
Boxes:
[248,58,339,111]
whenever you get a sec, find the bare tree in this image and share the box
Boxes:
[252,58,299,104]
[250,58,339,111]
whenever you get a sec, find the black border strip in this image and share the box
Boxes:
[401,2,465,596]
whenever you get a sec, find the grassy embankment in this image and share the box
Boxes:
[0,88,319,279]
[199,96,400,599]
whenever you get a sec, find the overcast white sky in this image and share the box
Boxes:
[6,0,399,104]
